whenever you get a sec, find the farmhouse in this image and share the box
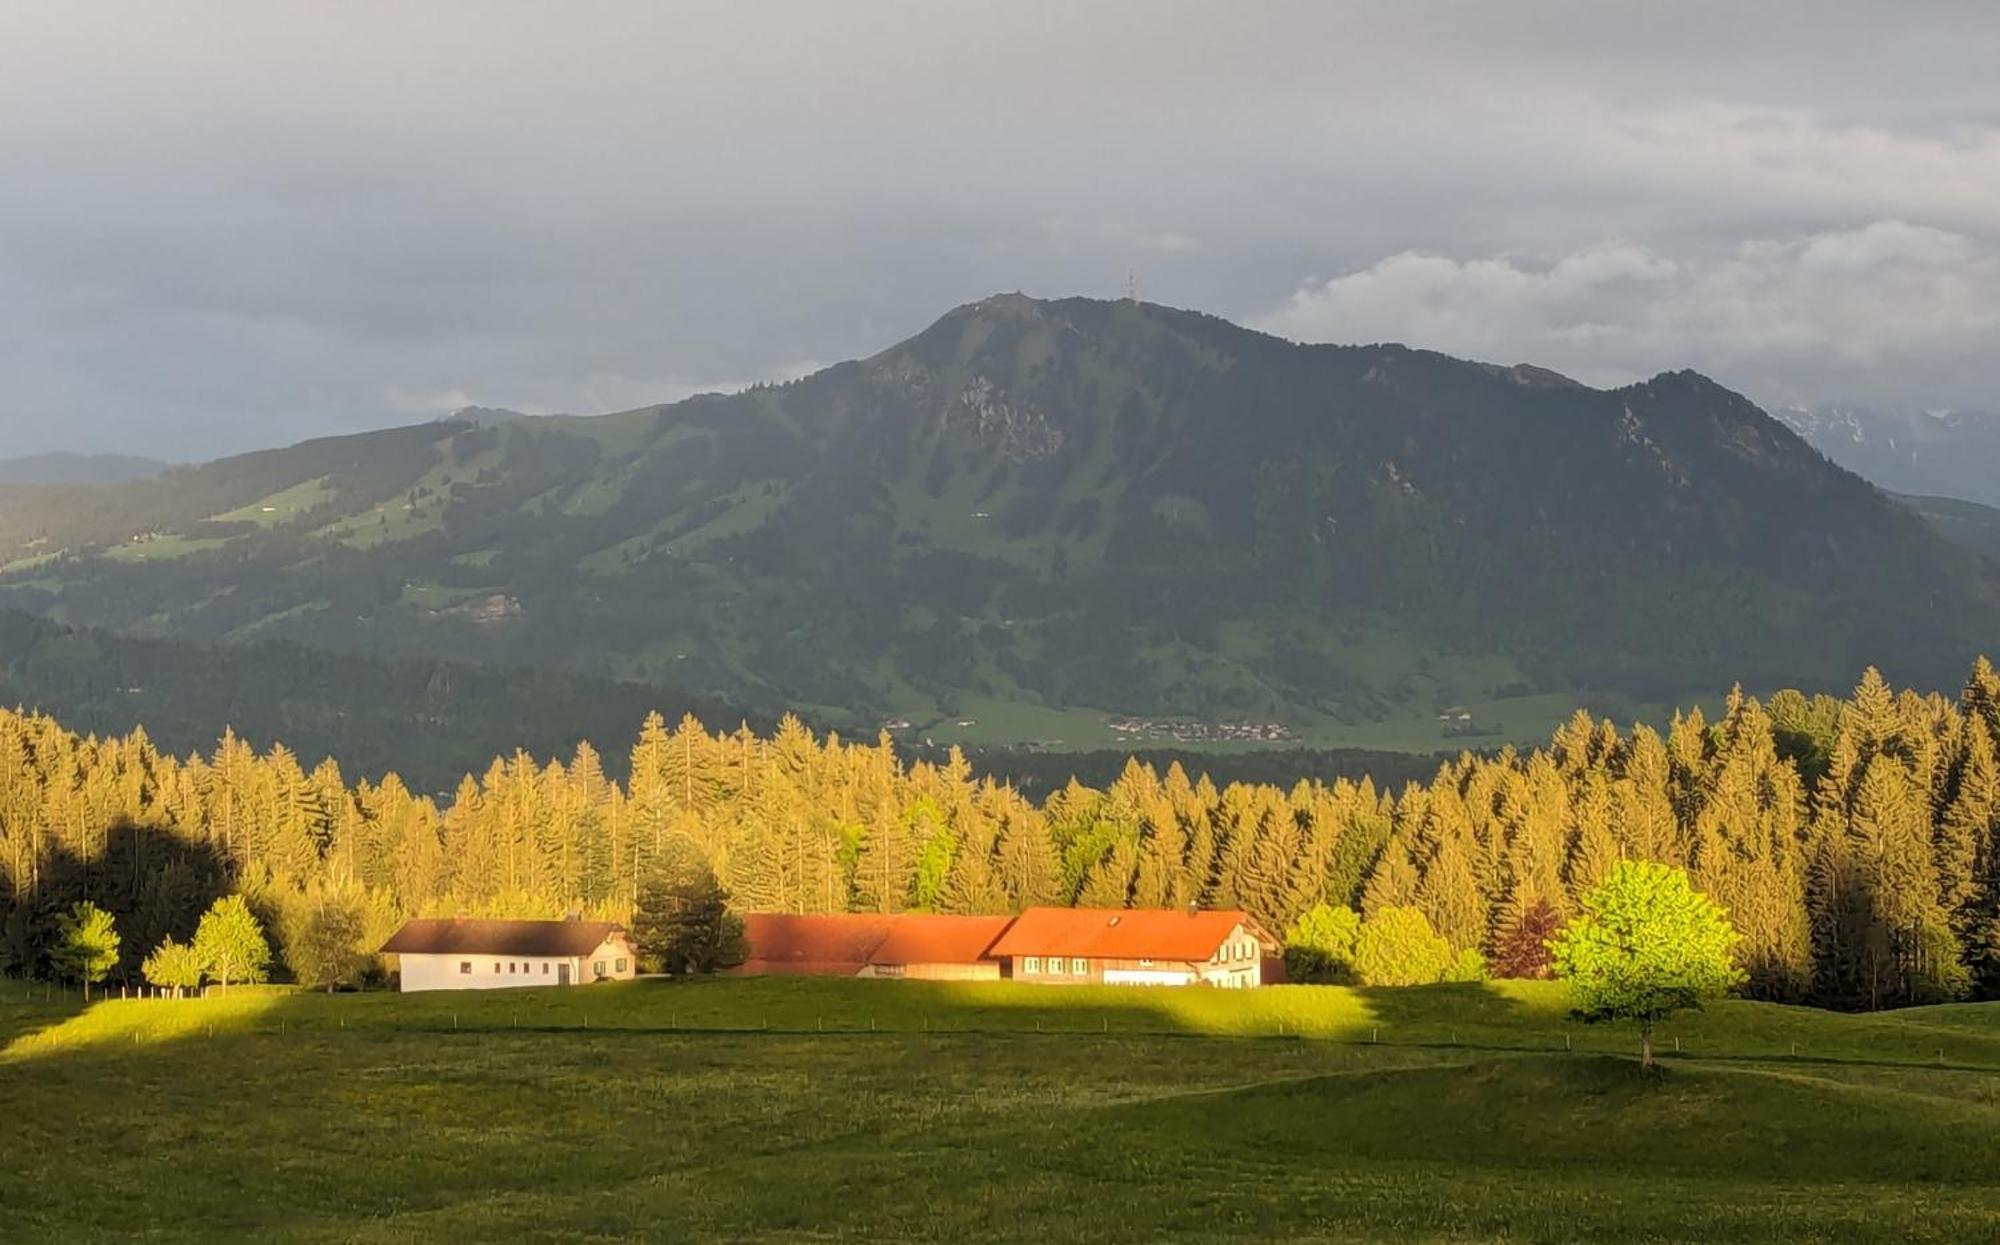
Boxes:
[734,907,1267,987]
[988,907,1267,988]
[381,917,637,992]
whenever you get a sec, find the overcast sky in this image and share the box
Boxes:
[3,2,1997,460]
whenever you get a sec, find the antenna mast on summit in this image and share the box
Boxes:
[1126,269,1139,303]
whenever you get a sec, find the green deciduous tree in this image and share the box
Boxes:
[1283,902,1360,983]
[1551,861,1745,1067]
[142,936,206,998]
[1351,905,1454,987]
[284,894,369,992]
[51,901,120,1001]
[192,895,271,993]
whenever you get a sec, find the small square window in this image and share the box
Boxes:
[615,958,628,973]
[459,961,471,975]
[1048,958,1065,976]
[1071,958,1087,975]
[1023,956,1041,974]
[593,960,607,977]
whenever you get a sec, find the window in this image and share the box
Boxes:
[542,963,550,974]
[1071,958,1087,975]
[459,961,471,975]
[615,958,628,974]
[1047,957,1065,976]
[493,962,501,973]
[508,962,517,974]
[1023,956,1041,974]
[593,960,607,978]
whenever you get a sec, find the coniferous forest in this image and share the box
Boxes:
[4,661,1999,1012]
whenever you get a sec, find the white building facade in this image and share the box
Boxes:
[381,918,638,993]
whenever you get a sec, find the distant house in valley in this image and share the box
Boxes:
[381,917,637,992]
[734,908,1268,987]
[988,907,1268,988]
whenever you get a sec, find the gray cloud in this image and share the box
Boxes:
[1,2,1997,458]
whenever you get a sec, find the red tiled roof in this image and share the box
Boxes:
[735,913,896,972]
[987,907,1255,961]
[868,914,1012,965]
[380,918,626,957]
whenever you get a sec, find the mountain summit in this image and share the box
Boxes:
[1,295,1992,749]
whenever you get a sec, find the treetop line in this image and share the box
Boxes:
[3,659,1999,1013]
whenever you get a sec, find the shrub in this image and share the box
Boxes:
[1351,906,1454,987]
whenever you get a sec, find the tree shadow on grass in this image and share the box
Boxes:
[1,819,233,1050]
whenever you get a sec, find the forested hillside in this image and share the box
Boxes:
[0,609,762,795]
[4,296,1994,751]
[5,660,1998,1011]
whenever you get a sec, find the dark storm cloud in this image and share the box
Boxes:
[2,2,1996,458]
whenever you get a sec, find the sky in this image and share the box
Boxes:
[2,2,1997,460]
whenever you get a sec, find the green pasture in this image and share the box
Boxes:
[3,977,1998,1242]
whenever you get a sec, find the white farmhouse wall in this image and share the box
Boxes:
[396,938,637,992]
[398,953,585,992]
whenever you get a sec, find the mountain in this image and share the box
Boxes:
[2,294,1995,751]
[1777,405,2000,507]
[1896,493,2000,560]
[0,452,170,486]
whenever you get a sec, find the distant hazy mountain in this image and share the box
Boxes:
[1,294,1996,753]
[1777,405,2000,507]
[0,451,169,486]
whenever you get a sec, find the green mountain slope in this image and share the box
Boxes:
[3,294,1995,750]
[1898,492,2000,560]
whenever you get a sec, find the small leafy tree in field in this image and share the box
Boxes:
[142,937,207,998]
[1551,861,1745,1068]
[285,895,369,992]
[192,895,271,994]
[632,837,747,976]
[1284,903,1361,983]
[51,901,121,1001]
[1351,906,1454,987]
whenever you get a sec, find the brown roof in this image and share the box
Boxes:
[736,913,895,973]
[380,918,627,958]
[868,914,1012,965]
[735,912,1015,973]
[987,907,1256,961]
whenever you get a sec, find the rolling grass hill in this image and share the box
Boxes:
[4,295,1998,753]
[5,978,1999,1242]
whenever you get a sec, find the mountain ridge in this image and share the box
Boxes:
[1,294,1992,751]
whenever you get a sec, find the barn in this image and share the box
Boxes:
[733,912,1011,980]
[381,917,638,992]
[986,907,1268,987]
[733,908,1268,987]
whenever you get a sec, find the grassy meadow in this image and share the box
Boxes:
[4,978,2000,1242]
